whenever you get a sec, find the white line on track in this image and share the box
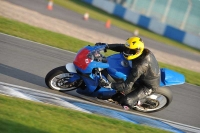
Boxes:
[0,32,76,54]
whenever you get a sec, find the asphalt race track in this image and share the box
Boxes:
[0,33,200,129]
[1,0,200,130]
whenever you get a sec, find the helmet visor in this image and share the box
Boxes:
[123,47,138,57]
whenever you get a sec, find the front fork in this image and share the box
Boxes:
[96,68,110,85]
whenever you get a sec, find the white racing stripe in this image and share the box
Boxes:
[163,121,200,133]
[0,83,91,114]
[41,98,92,113]
[0,85,40,102]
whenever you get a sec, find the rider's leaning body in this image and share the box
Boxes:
[98,37,160,109]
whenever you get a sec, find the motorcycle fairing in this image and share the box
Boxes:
[76,73,116,97]
[73,48,92,70]
[107,53,131,76]
[107,68,127,81]
[160,68,185,86]
[73,46,109,73]
[66,63,77,73]
[65,63,81,83]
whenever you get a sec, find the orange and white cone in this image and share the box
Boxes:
[105,19,111,28]
[83,12,89,20]
[133,29,139,36]
[47,0,53,10]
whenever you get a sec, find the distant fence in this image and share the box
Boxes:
[82,0,200,50]
[110,0,200,36]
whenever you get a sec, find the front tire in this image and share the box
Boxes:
[134,87,173,113]
[45,66,83,91]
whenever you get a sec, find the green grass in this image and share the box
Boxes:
[54,0,200,54]
[0,95,170,133]
[0,16,91,53]
[0,16,200,86]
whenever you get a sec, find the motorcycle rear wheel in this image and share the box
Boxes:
[134,87,172,113]
[45,66,84,91]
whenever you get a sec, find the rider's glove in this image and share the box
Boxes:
[95,42,109,48]
[99,79,111,88]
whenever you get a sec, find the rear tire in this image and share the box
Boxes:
[134,87,173,113]
[45,66,83,91]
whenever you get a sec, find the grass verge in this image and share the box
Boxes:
[0,95,170,133]
[0,16,200,86]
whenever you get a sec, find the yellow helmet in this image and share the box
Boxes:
[123,37,144,60]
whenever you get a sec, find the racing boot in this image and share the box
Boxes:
[119,87,152,109]
[110,92,125,104]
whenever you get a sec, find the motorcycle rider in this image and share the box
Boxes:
[97,36,160,109]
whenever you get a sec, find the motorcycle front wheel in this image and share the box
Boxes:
[45,66,84,91]
[134,87,172,113]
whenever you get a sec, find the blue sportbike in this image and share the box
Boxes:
[45,45,185,113]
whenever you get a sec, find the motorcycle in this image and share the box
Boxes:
[45,45,185,113]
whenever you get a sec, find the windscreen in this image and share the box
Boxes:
[73,46,105,71]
